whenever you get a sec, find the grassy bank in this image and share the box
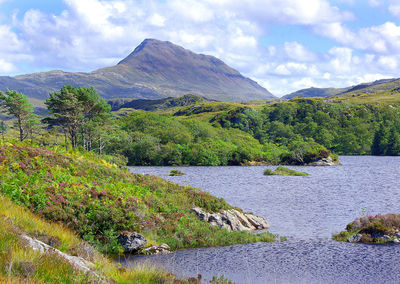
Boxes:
[0,195,179,283]
[0,141,276,256]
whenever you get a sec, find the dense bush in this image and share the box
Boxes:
[210,98,400,156]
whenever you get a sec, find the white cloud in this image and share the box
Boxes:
[0,25,23,52]
[169,0,214,22]
[149,13,165,27]
[206,0,354,26]
[284,42,317,62]
[0,0,399,97]
[316,21,400,55]
[369,0,383,7]
[377,55,398,70]
[0,59,16,73]
[389,3,400,18]
[314,22,355,44]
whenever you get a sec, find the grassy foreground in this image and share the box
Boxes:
[0,141,276,256]
[0,195,180,283]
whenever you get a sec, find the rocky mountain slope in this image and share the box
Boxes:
[0,39,274,102]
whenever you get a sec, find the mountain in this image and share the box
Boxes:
[283,78,399,99]
[0,39,274,102]
[336,78,400,97]
[283,87,350,99]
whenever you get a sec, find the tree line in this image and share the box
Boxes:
[0,85,111,153]
[2,86,398,167]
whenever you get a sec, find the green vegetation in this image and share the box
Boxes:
[0,89,40,142]
[333,213,400,244]
[0,141,276,256]
[45,85,111,149]
[1,87,338,166]
[209,97,400,156]
[109,94,208,111]
[263,166,308,176]
[169,169,185,176]
[3,84,400,165]
[0,195,187,283]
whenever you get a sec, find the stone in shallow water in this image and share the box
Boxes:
[143,243,171,255]
[347,234,362,243]
[118,232,147,253]
[190,207,269,232]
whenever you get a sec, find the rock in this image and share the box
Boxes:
[391,238,400,244]
[308,155,337,166]
[118,232,147,253]
[347,234,362,243]
[20,235,98,277]
[190,207,270,232]
[395,233,400,239]
[143,243,171,255]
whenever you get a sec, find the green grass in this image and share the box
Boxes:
[264,166,309,176]
[0,195,184,283]
[0,140,276,256]
[168,169,185,176]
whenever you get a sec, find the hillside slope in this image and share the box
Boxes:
[0,39,274,102]
[283,78,399,99]
[283,87,350,99]
[0,142,275,255]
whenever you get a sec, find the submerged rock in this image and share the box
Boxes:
[118,232,147,253]
[190,207,269,232]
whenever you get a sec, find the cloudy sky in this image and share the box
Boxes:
[0,0,400,96]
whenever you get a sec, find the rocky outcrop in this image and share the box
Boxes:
[142,244,171,255]
[20,234,99,277]
[347,234,363,243]
[117,232,147,253]
[308,155,337,166]
[347,233,400,244]
[190,207,270,232]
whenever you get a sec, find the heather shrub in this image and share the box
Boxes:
[0,143,276,254]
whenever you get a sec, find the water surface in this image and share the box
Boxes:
[121,156,400,283]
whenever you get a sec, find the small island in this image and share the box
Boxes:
[264,166,309,176]
[333,213,400,244]
[168,169,185,176]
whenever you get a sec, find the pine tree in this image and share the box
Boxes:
[0,89,39,142]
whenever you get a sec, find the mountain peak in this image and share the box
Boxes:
[1,39,274,102]
[118,39,180,65]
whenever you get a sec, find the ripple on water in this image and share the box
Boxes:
[125,156,400,283]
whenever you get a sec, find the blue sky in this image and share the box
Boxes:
[0,0,400,96]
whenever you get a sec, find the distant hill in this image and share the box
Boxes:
[283,87,350,99]
[283,78,399,99]
[336,78,400,97]
[108,94,209,111]
[0,39,274,102]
